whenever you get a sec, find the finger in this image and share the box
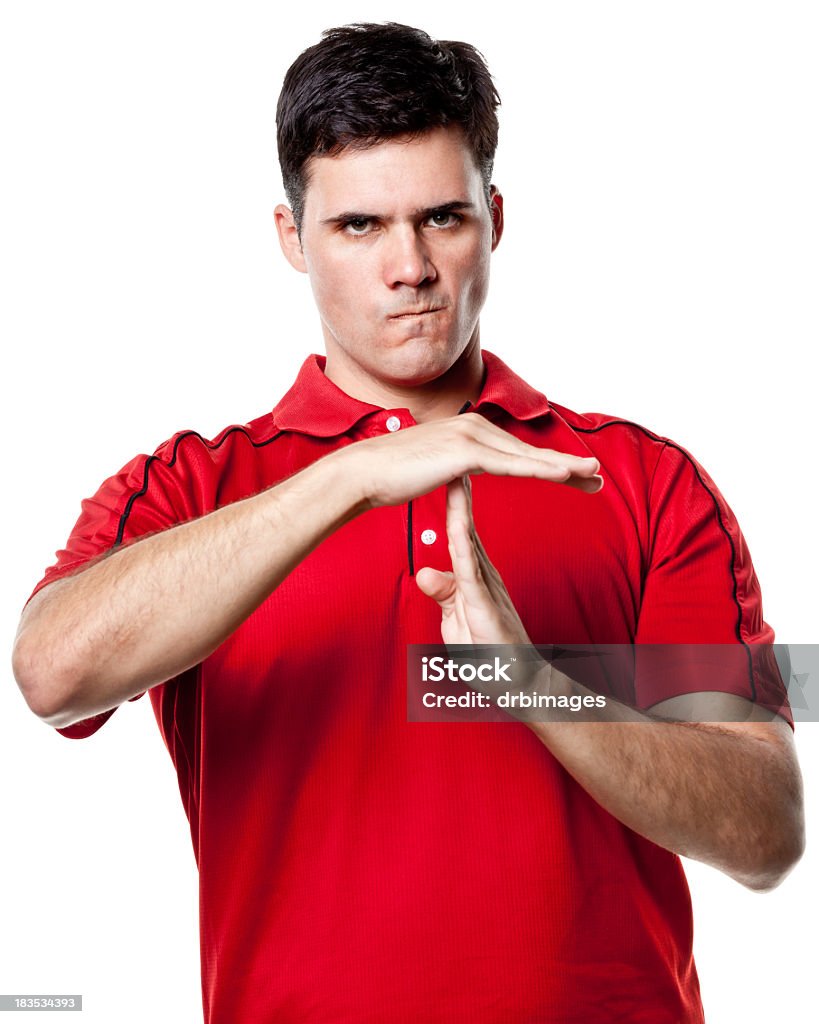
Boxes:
[566,472,604,493]
[471,530,517,614]
[416,563,472,639]
[446,479,493,611]
[450,476,495,586]
[445,477,471,566]
[446,476,473,546]
[461,415,602,478]
[458,484,515,609]
[463,441,603,492]
[415,566,458,607]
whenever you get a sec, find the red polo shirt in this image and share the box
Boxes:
[30,351,786,1023]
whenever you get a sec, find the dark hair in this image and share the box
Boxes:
[276,22,500,233]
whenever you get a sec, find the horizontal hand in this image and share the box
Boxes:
[336,412,603,511]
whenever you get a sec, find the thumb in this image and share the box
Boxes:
[415,566,457,607]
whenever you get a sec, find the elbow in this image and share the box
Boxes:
[741,853,802,893]
[738,812,806,894]
[749,839,805,894]
[736,742,807,893]
[12,629,79,727]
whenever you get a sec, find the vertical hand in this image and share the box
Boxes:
[415,476,533,647]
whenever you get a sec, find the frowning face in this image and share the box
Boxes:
[275,126,503,403]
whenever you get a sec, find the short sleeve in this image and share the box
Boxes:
[634,441,792,725]
[28,433,202,739]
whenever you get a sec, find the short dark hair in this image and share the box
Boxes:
[276,22,500,233]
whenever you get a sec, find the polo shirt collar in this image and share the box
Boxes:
[271,349,551,437]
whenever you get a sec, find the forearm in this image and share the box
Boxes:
[526,666,805,890]
[418,476,804,891]
[13,413,602,726]
[13,451,363,726]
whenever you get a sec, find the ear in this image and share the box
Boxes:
[489,187,504,251]
[274,204,308,273]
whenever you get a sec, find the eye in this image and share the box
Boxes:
[343,217,373,235]
[426,210,461,229]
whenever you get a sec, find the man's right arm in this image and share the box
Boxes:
[12,413,601,729]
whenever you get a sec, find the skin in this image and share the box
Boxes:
[275,126,503,420]
[13,414,600,725]
[14,126,802,893]
[417,476,804,890]
[280,126,804,890]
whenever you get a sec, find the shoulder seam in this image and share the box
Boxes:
[114,427,287,548]
[569,417,668,443]
[574,420,755,698]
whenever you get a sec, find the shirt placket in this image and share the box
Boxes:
[369,409,450,577]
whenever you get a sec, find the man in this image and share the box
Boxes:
[12,21,803,1024]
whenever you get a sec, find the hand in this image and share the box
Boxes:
[415,475,532,647]
[335,413,603,512]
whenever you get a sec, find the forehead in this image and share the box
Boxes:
[302,126,483,217]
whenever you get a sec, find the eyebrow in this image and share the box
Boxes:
[320,199,476,226]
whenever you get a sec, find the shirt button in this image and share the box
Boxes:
[420,529,437,545]
[386,416,401,432]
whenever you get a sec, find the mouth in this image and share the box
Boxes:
[388,307,445,320]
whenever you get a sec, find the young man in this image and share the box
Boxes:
[13,22,803,1024]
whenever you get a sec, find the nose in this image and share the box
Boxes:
[382,225,437,288]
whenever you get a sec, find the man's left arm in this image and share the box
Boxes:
[525,679,804,892]
[416,478,805,892]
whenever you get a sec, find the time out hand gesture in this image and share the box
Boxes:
[339,413,602,512]
[415,475,532,646]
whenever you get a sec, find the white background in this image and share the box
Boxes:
[1,2,816,1021]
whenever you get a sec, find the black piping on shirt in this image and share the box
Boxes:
[405,399,475,576]
[114,427,286,548]
[407,500,415,576]
[571,418,756,700]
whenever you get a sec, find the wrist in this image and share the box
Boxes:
[308,447,372,522]
[320,444,374,517]
[253,449,363,543]
[533,654,554,699]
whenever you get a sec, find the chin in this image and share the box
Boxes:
[379,339,462,387]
